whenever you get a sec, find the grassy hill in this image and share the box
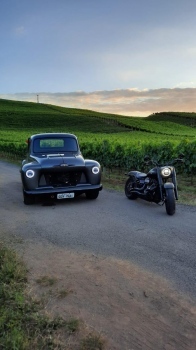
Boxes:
[0,98,195,137]
[0,98,195,173]
[148,111,196,127]
[0,98,129,134]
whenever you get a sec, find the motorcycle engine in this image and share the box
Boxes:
[147,179,160,202]
[147,179,158,191]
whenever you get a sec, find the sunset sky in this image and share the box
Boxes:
[1,0,196,116]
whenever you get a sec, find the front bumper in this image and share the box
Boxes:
[24,183,102,195]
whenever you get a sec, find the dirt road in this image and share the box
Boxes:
[0,160,196,349]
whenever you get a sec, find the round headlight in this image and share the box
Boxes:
[161,167,171,177]
[26,169,35,178]
[92,166,99,175]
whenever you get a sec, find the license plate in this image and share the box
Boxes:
[57,193,74,199]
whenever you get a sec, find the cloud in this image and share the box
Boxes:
[1,88,196,117]
[174,82,196,88]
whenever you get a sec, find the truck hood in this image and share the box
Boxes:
[33,154,85,169]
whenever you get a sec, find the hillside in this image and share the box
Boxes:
[0,98,127,134]
[0,98,195,173]
[148,111,196,127]
[0,98,196,138]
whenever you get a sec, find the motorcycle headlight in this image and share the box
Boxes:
[161,167,171,177]
[92,166,100,175]
[26,169,35,178]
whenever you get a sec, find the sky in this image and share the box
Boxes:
[0,0,196,116]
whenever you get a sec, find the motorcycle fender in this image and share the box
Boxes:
[127,170,137,176]
[164,183,174,189]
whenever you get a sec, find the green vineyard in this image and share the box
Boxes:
[0,98,195,174]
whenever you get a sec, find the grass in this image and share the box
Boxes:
[80,334,104,350]
[36,275,58,287]
[56,289,73,299]
[0,99,195,174]
[0,242,104,349]
[177,174,196,205]
[0,98,196,141]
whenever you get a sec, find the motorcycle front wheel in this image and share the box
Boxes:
[165,188,175,215]
[125,177,137,200]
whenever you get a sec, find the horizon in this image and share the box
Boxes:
[1,87,196,117]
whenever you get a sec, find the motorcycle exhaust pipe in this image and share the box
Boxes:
[131,190,146,196]
[130,190,151,200]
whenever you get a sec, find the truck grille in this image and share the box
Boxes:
[42,171,83,187]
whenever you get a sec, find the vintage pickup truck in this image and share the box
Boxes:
[21,133,102,204]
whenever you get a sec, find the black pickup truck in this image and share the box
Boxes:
[21,133,102,204]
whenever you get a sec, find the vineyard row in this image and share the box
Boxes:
[0,139,195,175]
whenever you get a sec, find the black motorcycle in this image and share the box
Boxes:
[125,155,184,215]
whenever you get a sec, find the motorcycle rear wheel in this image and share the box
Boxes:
[125,177,137,200]
[165,188,175,215]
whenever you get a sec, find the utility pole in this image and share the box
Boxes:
[37,94,39,103]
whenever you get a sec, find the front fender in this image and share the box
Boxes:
[164,182,178,199]
[84,160,101,185]
[127,170,138,177]
[164,183,174,189]
[21,163,41,190]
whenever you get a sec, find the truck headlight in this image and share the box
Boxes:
[92,166,99,174]
[26,169,35,178]
[161,167,171,177]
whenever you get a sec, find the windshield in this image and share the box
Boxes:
[33,137,78,153]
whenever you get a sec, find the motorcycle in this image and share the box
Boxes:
[125,155,184,215]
